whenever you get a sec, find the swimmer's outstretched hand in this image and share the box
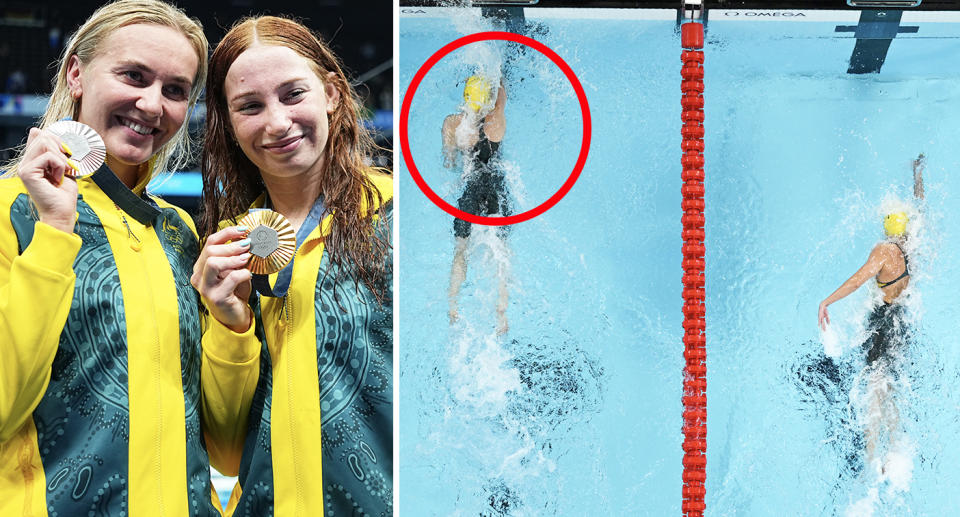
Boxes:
[818,302,830,331]
[913,153,926,200]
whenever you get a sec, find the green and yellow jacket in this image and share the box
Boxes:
[0,166,258,517]
[220,172,393,517]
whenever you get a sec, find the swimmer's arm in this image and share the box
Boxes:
[818,246,885,329]
[442,115,458,169]
[485,83,507,142]
[913,153,925,200]
[493,81,506,116]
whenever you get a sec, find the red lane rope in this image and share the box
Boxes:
[680,20,706,517]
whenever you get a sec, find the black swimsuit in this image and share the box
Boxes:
[863,302,910,367]
[453,123,511,239]
[864,243,912,366]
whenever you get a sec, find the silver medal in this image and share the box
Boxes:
[47,120,106,176]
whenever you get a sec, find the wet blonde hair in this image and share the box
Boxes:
[3,0,207,181]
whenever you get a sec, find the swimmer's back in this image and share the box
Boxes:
[874,241,909,303]
[444,113,504,152]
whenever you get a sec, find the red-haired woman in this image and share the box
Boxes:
[192,16,392,517]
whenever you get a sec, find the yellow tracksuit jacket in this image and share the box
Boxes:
[0,166,258,516]
[216,172,393,517]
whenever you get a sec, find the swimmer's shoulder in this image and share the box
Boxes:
[876,240,903,253]
[443,113,462,129]
[872,241,905,264]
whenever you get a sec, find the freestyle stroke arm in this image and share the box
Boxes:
[818,246,885,330]
[442,115,459,169]
[913,153,925,201]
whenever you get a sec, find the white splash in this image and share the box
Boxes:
[449,326,521,413]
[819,323,843,358]
[845,487,879,517]
[881,435,915,495]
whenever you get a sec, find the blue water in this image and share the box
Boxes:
[400,8,960,516]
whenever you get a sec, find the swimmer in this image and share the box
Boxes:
[817,153,925,473]
[444,74,510,335]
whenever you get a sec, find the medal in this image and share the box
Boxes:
[237,209,296,275]
[47,120,106,176]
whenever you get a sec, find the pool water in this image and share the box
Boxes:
[400,7,960,516]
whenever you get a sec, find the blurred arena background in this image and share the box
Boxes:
[0,0,393,217]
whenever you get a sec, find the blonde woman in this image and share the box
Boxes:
[0,1,249,515]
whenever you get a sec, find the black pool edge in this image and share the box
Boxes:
[399,0,960,11]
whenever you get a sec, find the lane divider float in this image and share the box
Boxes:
[680,18,706,517]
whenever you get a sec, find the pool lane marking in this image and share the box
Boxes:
[837,10,919,74]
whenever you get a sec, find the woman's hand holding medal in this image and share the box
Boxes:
[17,127,82,234]
[192,226,254,333]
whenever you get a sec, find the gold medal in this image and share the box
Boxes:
[47,120,106,177]
[238,210,296,275]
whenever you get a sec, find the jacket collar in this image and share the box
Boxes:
[90,164,160,225]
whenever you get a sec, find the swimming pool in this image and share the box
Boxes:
[400,7,960,516]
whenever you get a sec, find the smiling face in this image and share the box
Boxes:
[67,23,198,180]
[223,44,340,183]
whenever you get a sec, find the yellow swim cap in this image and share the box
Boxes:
[463,75,491,112]
[884,212,908,237]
